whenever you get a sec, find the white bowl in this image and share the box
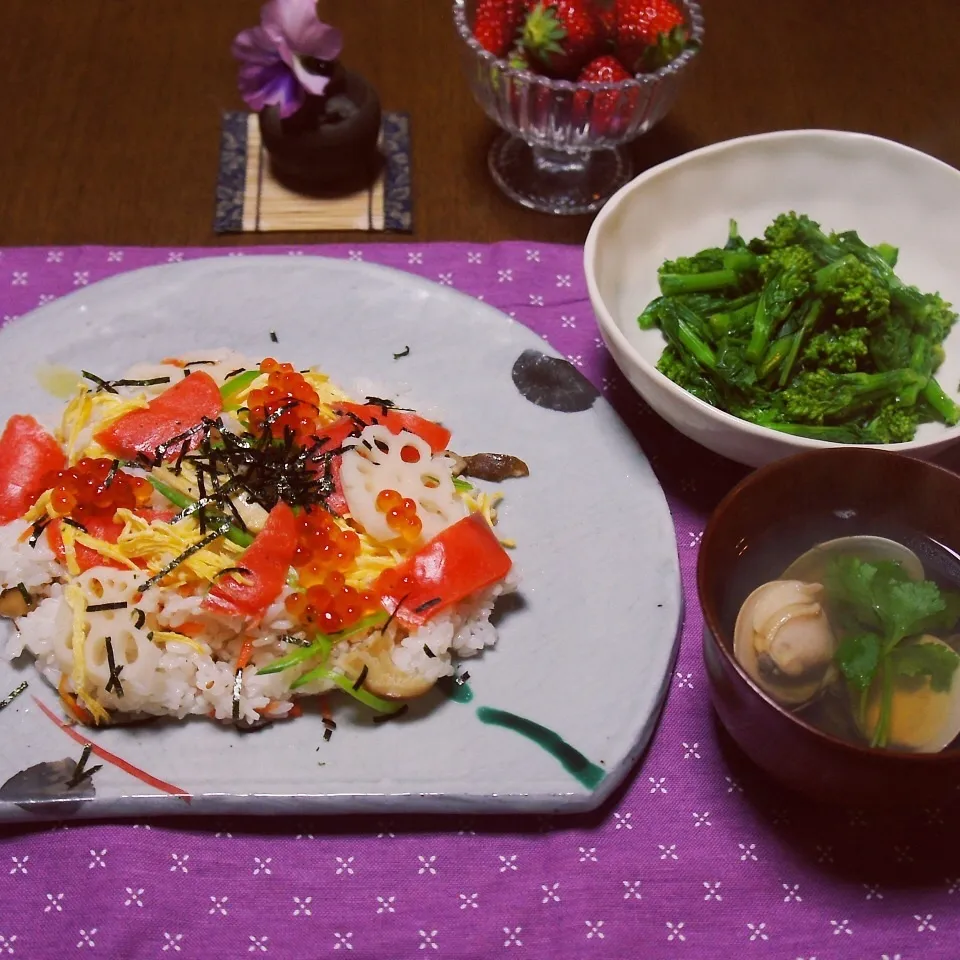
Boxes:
[584,129,960,468]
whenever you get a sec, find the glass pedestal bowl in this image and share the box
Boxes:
[452,0,704,215]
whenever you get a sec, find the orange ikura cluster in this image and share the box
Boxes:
[375,489,422,543]
[247,358,321,444]
[47,457,151,518]
[285,573,379,634]
[285,509,378,634]
[376,567,414,598]
[292,509,362,584]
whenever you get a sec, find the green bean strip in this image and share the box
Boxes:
[256,613,388,676]
[291,667,402,714]
[144,476,254,548]
[219,370,262,408]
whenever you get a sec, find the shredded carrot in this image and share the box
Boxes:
[58,675,93,726]
[256,701,303,719]
[161,357,186,368]
[236,635,255,672]
[33,697,191,803]
[174,620,207,638]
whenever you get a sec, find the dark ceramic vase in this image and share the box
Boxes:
[258,64,382,194]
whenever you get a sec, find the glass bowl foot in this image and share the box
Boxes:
[487,134,633,216]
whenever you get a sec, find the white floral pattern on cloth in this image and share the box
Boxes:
[0,243,958,959]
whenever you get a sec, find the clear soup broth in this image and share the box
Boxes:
[722,509,960,752]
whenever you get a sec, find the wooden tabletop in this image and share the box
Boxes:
[2,0,958,248]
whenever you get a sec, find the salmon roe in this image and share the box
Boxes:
[247,358,321,445]
[47,457,151,518]
[377,567,414,597]
[375,488,422,543]
[285,572,379,634]
[292,509,362,585]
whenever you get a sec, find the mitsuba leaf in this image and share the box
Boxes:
[834,633,881,692]
[891,642,960,693]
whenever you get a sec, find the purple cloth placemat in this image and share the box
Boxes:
[0,243,957,960]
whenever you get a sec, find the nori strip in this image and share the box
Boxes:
[28,518,51,547]
[62,518,88,533]
[270,331,279,343]
[104,637,124,697]
[392,346,410,360]
[414,597,441,614]
[81,371,118,394]
[111,377,171,387]
[86,601,128,613]
[132,609,146,630]
[101,459,120,490]
[0,681,28,713]
[173,435,189,475]
[423,644,436,659]
[196,464,208,534]
[66,744,102,788]
[352,664,369,691]
[139,524,230,590]
[152,417,217,464]
[232,669,244,722]
[279,634,313,648]
[381,594,410,634]
[15,583,31,606]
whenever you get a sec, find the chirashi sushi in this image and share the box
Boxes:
[0,350,522,728]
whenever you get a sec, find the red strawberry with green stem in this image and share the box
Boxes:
[615,0,689,73]
[575,54,636,135]
[474,0,527,57]
[520,0,605,79]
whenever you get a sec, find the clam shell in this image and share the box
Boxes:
[733,580,835,708]
[859,636,960,753]
[782,536,924,583]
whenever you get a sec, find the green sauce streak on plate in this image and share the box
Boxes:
[476,706,606,790]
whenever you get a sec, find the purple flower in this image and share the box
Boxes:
[232,0,344,118]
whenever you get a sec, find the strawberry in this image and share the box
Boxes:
[614,0,688,73]
[520,0,604,79]
[579,52,632,82]
[594,0,618,44]
[474,0,527,57]
[575,54,636,135]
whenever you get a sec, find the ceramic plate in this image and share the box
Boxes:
[0,256,681,821]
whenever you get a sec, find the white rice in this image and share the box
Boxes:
[0,521,60,595]
[1,541,514,725]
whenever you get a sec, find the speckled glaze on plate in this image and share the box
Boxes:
[0,257,681,821]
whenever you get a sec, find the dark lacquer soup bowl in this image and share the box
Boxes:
[698,446,960,807]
